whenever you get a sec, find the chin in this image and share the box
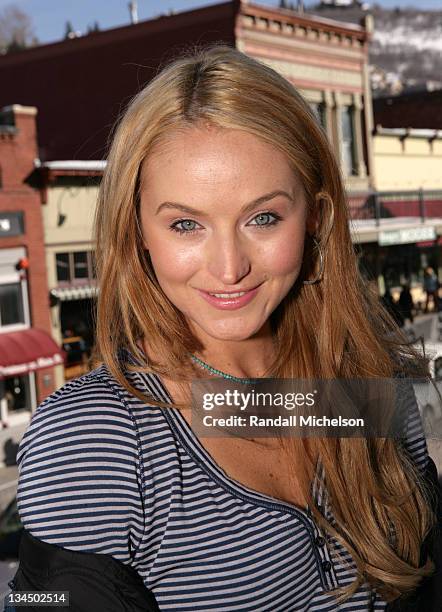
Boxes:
[200,321,263,342]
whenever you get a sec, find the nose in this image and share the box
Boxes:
[206,230,251,286]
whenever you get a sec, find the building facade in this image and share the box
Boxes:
[373,127,442,192]
[356,110,442,300]
[39,162,102,388]
[237,1,374,205]
[0,105,63,453]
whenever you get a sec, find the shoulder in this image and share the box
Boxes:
[16,366,144,559]
[17,365,135,468]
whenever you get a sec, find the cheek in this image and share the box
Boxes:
[257,228,306,277]
[265,242,304,276]
[148,240,202,283]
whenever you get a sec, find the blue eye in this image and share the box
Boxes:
[168,211,283,236]
[169,219,201,235]
[248,212,283,228]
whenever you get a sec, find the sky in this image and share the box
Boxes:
[2,0,442,45]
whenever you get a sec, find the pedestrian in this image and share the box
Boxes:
[398,283,415,324]
[382,288,405,327]
[13,45,440,611]
[423,266,439,313]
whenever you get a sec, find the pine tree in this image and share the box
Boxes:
[86,21,100,34]
[64,20,74,39]
[0,5,36,53]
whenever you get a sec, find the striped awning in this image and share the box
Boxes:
[50,285,98,301]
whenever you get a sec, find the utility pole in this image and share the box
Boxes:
[128,1,139,24]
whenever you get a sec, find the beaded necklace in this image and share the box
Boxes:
[189,353,261,384]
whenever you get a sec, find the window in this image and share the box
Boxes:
[0,283,25,326]
[90,251,97,279]
[4,375,29,411]
[55,251,96,283]
[56,253,70,282]
[73,252,88,279]
[310,102,326,130]
[341,105,357,176]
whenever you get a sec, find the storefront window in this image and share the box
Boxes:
[0,282,25,326]
[4,375,29,411]
[358,242,438,293]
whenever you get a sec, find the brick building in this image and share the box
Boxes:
[0,105,63,446]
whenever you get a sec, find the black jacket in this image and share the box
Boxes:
[384,455,442,612]
[7,530,160,612]
[7,457,442,612]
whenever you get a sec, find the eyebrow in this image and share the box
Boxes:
[154,190,294,217]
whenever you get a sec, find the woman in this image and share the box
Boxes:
[13,46,440,611]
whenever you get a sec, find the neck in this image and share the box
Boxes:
[140,320,277,379]
[190,324,276,379]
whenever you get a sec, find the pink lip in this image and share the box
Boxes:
[196,285,261,310]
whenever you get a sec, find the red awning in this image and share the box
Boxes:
[416,236,442,248]
[0,328,65,379]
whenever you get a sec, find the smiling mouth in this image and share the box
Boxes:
[199,284,261,298]
[194,284,262,310]
[207,290,249,298]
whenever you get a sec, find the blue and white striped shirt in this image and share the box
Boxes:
[16,350,429,611]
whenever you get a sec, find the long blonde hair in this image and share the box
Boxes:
[92,44,435,602]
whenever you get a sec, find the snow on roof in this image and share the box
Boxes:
[374,126,442,139]
[35,160,107,171]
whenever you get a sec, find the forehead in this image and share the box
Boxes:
[140,125,302,199]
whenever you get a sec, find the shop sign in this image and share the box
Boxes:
[378,226,436,246]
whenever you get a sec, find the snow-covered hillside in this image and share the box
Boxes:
[305,3,442,96]
[369,7,442,95]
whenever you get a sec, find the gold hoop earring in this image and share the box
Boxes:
[303,236,324,285]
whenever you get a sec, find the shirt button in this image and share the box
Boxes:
[315,536,326,547]
[322,560,332,572]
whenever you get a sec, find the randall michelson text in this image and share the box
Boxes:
[202,415,365,428]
